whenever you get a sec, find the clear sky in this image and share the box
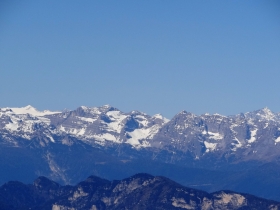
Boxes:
[1,0,280,118]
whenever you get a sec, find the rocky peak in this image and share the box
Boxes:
[1,174,280,210]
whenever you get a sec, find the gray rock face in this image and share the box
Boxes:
[1,105,280,161]
[1,174,279,210]
[2,105,280,201]
[151,108,280,162]
[0,105,168,148]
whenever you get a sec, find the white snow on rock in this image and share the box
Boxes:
[5,105,280,152]
[46,134,55,142]
[5,105,61,116]
[204,141,217,152]
[77,117,96,123]
[92,133,119,143]
[126,125,160,147]
[152,114,169,123]
[59,125,66,132]
[134,115,149,126]
[275,137,280,144]
[77,128,86,136]
[248,128,258,143]
[0,105,167,148]
[258,107,275,121]
[264,122,269,129]
[4,120,19,132]
[80,106,101,115]
[126,124,162,147]
[208,132,223,140]
[202,131,223,140]
[4,114,45,134]
[36,116,51,125]
[231,137,243,151]
[126,129,150,146]
[106,111,127,133]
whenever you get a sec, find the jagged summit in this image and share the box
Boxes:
[0,104,170,148]
[256,107,275,120]
[2,105,280,201]
[1,174,279,210]
[1,105,280,154]
[245,107,277,122]
[3,105,278,118]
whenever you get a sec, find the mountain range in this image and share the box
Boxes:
[1,173,280,210]
[1,105,280,201]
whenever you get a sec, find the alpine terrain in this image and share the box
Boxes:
[1,105,280,200]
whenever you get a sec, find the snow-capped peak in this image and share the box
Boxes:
[260,107,273,115]
[80,106,88,110]
[98,104,118,112]
[100,104,113,110]
[4,105,61,116]
[252,107,276,121]
[152,114,169,123]
[153,114,164,119]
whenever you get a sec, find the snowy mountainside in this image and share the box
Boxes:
[0,105,168,148]
[1,105,280,160]
[2,105,280,201]
[151,108,280,161]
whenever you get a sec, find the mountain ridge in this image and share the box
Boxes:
[2,105,280,151]
[1,173,280,210]
[1,105,280,201]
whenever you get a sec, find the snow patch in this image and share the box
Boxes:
[171,197,193,209]
[275,137,280,144]
[202,130,207,135]
[204,141,217,152]
[127,129,148,140]
[152,114,169,123]
[77,117,96,123]
[46,134,55,142]
[248,128,258,143]
[77,128,86,135]
[5,121,19,131]
[231,137,242,151]
[134,115,149,126]
[37,116,51,125]
[106,111,127,133]
[93,133,118,142]
[208,132,223,140]
[202,131,223,140]
[126,124,161,147]
[215,192,246,206]
[126,129,151,147]
[59,125,66,132]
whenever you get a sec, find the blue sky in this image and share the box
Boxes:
[1,0,280,118]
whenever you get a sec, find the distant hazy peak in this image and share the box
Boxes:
[2,105,61,116]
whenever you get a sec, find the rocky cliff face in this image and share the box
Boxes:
[151,108,280,161]
[1,105,280,160]
[1,174,279,210]
[1,105,280,201]
[0,105,168,148]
